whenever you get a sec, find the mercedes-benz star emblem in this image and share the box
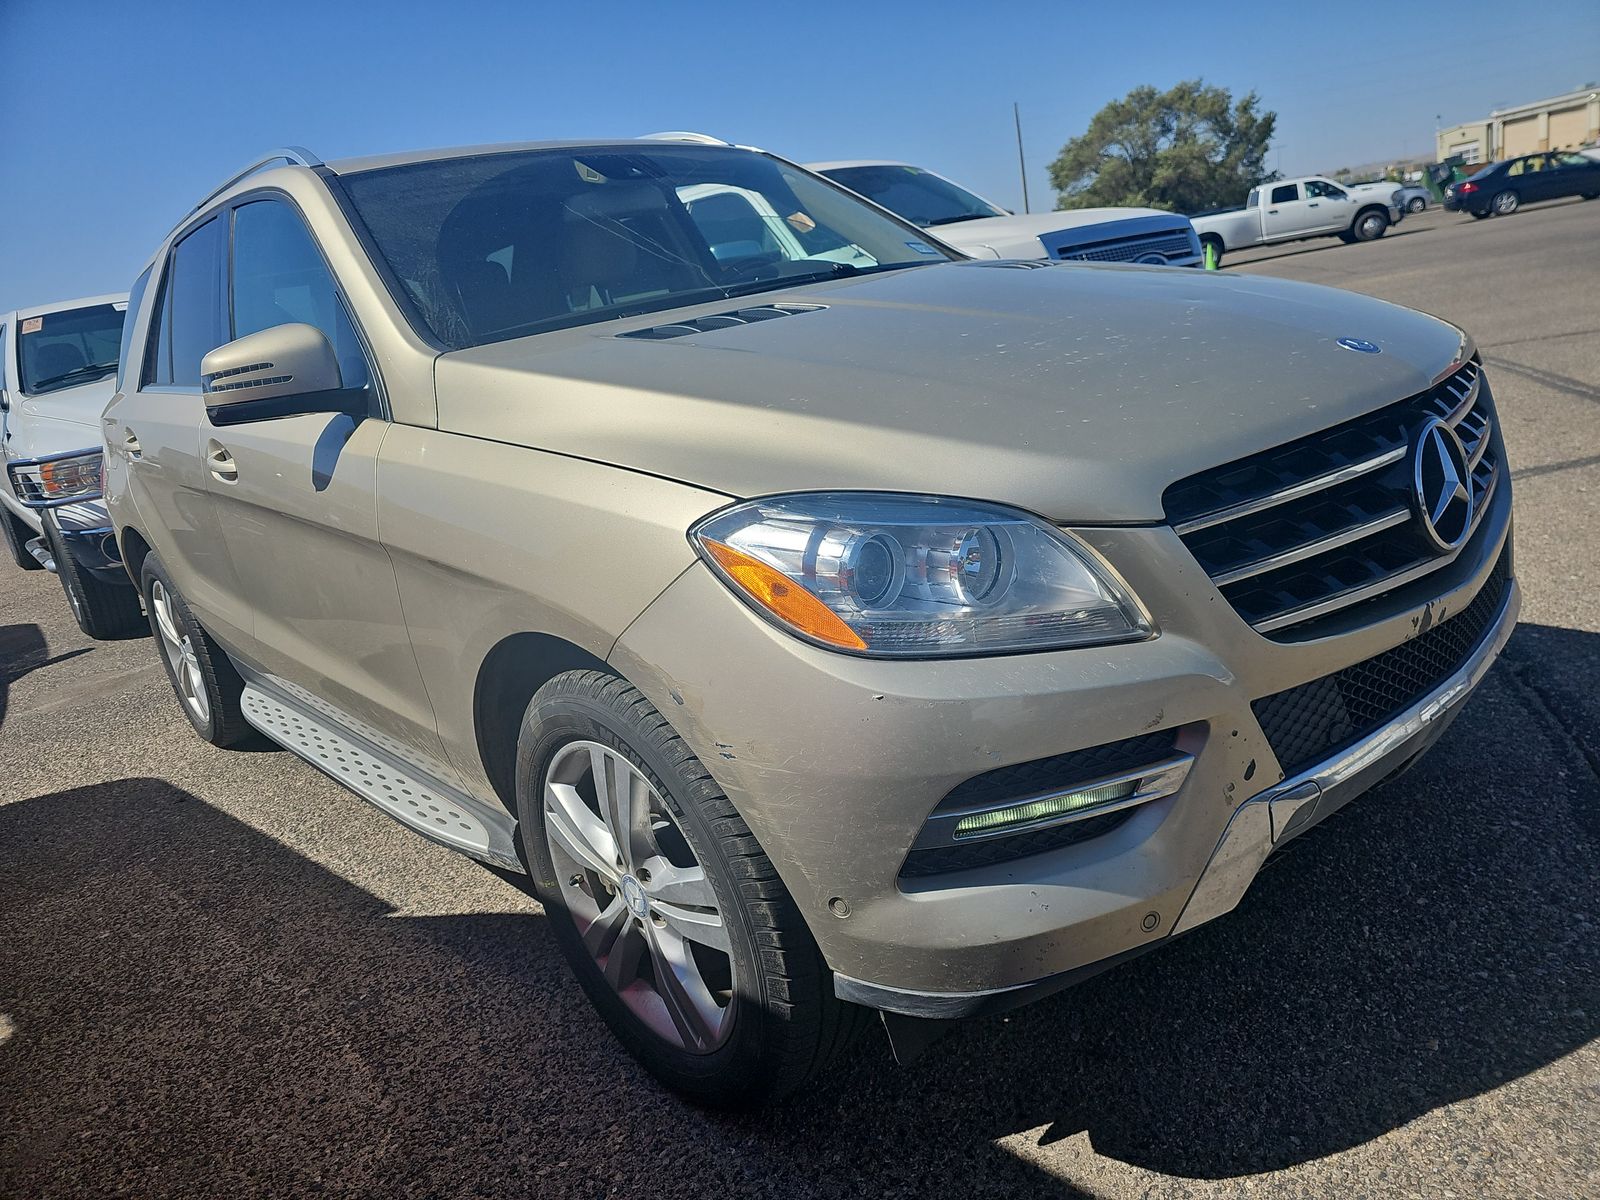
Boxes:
[1337,337,1381,354]
[1412,417,1474,552]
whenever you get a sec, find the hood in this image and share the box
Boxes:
[931,208,1187,259]
[435,261,1466,524]
[9,376,116,461]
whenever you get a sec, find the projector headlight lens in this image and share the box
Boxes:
[691,493,1151,657]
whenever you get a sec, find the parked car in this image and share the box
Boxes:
[1348,181,1430,213]
[809,159,1203,267]
[108,140,1516,1106]
[1443,152,1600,217]
[1191,176,1403,264]
[0,294,144,637]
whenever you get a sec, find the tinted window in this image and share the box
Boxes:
[18,303,125,395]
[820,165,1007,227]
[1270,184,1299,204]
[1305,180,1346,200]
[148,217,226,388]
[338,145,952,350]
[231,199,369,389]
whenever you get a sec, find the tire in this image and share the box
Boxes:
[1581,192,1598,201]
[140,553,251,747]
[1337,230,1358,244]
[1199,234,1224,267]
[1352,208,1389,241]
[41,515,145,640]
[1491,190,1519,216]
[517,670,867,1107]
[1470,210,1492,220]
[1407,196,1426,213]
[1,507,43,571]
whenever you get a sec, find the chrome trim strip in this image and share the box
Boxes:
[1251,464,1501,633]
[1211,507,1411,587]
[1442,366,1481,426]
[912,755,1194,850]
[1175,577,1519,935]
[1467,416,1493,470]
[1173,445,1407,536]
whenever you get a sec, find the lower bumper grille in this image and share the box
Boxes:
[1253,546,1511,777]
[900,730,1178,879]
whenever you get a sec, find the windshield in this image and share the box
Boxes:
[18,303,125,395]
[820,164,1007,227]
[337,145,955,350]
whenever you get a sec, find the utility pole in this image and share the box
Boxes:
[1014,102,1031,214]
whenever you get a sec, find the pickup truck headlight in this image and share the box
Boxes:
[690,493,1151,657]
[6,449,104,508]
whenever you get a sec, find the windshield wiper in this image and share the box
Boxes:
[28,362,118,393]
[924,213,996,227]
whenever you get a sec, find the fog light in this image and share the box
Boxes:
[952,779,1139,839]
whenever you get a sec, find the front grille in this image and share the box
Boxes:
[1055,230,1197,264]
[899,730,1177,879]
[1164,360,1501,637]
[1253,546,1510,777]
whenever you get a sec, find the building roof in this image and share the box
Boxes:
[1489,87,1599,120]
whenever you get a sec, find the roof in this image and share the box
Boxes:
[327,137,744,176]
[1490,87,1599,121]
[6,293,128,324]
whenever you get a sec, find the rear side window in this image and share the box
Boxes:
[146,217,226,388]
[231,199,370,390]
[1270,184,1299,203]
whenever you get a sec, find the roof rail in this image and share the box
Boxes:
[189,146,324,215]
[637,131,730,146]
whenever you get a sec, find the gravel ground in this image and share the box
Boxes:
[2,198,1598,1200]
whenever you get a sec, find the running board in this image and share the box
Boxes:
[239,682,524,872]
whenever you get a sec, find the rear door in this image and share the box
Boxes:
[200,194,457,780]
[1261,183,1318,239]
[1549,152,1600,200]
[113,216,251,646]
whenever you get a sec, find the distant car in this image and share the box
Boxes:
[1357,183,1430,213]
[808,160,1203,267]
[0,294,144,637]
[1443,152,1600,217]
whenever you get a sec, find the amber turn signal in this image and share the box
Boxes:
[701,539,868,651]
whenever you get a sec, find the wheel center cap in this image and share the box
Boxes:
[621,874,649,918]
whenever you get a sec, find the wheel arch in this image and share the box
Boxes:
[1352,203,1390,227]
[118,525,153,587]
[473,631,614,808]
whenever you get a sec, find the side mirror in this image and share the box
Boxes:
[201,323,362,427]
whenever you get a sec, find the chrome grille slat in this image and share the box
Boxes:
[1164,360,1501,637]
[1172,446,1406,536]
[1209,507,1412,587]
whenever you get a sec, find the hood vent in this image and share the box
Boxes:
[969,259,1053,270]
[617,303,826,341]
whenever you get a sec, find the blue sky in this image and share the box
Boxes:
[2,0,1595,311]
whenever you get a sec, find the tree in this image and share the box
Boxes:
[1048,81,1277,215]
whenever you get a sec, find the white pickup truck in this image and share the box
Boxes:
[809,160,1203,267]
[1190,176,1403,265]
[0,294,145,638]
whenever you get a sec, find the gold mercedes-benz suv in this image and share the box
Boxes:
[105,138,1516,1105]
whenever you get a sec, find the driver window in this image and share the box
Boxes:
[1270,184,1299,204]
[231,199,370,391]
[1305,181,1347,200]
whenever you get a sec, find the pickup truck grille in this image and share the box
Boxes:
[1053,230,1197,264]
[1163,360,1500,638]
[1253,545,1510,776]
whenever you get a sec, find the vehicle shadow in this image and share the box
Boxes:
[0,622,91,731]
[1,623,1595,1197]
[1225,225,1433,269]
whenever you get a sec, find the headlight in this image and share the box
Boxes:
[6,448,104,509]
[690,493,1152,657]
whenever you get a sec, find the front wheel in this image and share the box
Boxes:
[1407,196,1426,213]
[1,508,43,571]
[42,515,145,640]
[1491,190,1519,216]
[517,670,866,1107]
[1352,209,1389,241]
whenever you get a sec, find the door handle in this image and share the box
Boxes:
[206,439,238,483]
[123,429,142,460]
[1308,202,1320,207]
[1268,208,1279,214]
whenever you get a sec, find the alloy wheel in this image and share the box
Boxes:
[150,580,211,724]
[543,739,735,1053]
[1493,191,1518,215]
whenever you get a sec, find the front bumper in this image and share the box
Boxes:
[610,509,1516,1011]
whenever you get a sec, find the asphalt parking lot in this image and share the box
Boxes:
[3,198,1598,1200]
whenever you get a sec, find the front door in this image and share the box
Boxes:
[201,196,457,782]
[1261,183,1319,239]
